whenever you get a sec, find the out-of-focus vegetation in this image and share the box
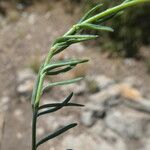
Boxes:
[82,0,150,57]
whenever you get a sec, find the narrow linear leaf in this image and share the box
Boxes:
[31,63,45,106]
[38,102,84,117]
[42,77,83,93]
[61,35,98,46]
[38,92,83,116]
[38,92,73,116]
[31,75,39,106]
[79,3,103,23]
[36,123,77,148]
[43,59,88,73]
[78,23,114,32]
[53,35,98,46]
[40,92,73,110]
[66,103,84,107]
[39,102,84,110]
[46,65,75,75]
[96,11,120,23]
[66,34,98,38]
[53,37,69,46]
[52,35,98,55]
[52,43,69,55]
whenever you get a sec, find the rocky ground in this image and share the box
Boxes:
[0,1,150,150]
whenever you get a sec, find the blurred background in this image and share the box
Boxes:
[0,0,150,150]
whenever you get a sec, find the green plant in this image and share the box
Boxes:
[31,0,150,150]
[83,0,150,57]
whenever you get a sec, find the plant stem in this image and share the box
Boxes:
[34,49,53,107]
[32,49,54,150]
[83,0,150,24]
[63,26,77,36]
[32,108,38,150]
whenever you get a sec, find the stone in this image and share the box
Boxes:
[17,68,36,97]
[28,14,36,25]
[89,84,121,105]
[124,58,136,67]
[95,75,115,89]
[119,83,142,101]
[85,103,106,119]
[86,75,115,91]
[123,76,141,87]
[0,96,10,112]
[105,108,150,139]
[17,68,36,83]
[61,134,107,150]
[89,82,145,106]
[60,133,126,150]
[90,122,126,150]
[17,79,34,94]
[80,111,96,127]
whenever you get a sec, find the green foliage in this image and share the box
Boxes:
[31,1,150,150]
[83,0,150,57]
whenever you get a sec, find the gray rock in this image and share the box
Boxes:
[28,14,37,25]
[105,108,150,139]
[85,103,106,119]
[17,68,36,97]
[89,84,121,105]
[17,68,36,82]
[124,59,136,67]
[123,76,141,87]
[91,121,126,150]
[80,111,96,127]
[59,133,126,150]
[87,75,115,90]
[0,96,10,112]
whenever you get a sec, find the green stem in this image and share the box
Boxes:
[63,25,78,36]
[83,0,150,24]
[32,50,54,150]
[34,48,54,107]
[44,48,53,66]
[34,74,45,107]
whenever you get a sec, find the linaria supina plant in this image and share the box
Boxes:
[31,0,150,150]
